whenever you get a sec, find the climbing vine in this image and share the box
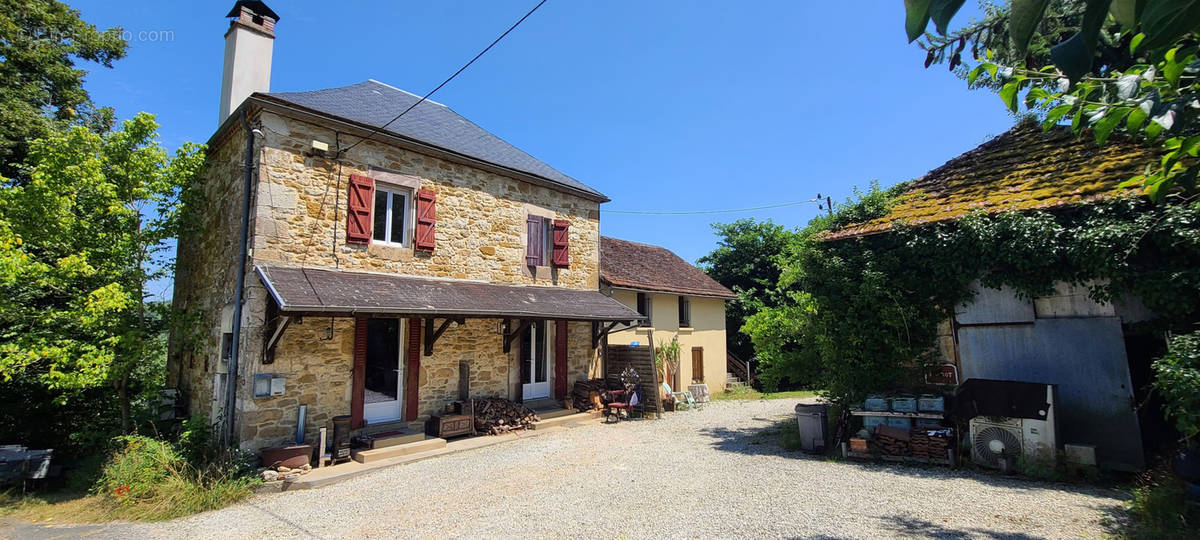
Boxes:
[745,188,1200,404]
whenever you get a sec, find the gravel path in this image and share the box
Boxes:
[8,399,1126,539]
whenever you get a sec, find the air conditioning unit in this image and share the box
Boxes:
[969,384,1058,469]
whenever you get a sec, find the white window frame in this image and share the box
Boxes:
[373,184,412,247]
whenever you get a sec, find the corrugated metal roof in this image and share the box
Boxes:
[824,123,1156,241]
[257,265,644,321]
[263,80,606,201]
[600,237,735,299]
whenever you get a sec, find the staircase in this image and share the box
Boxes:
[725,352,753,391]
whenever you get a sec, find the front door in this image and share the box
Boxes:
[521,321,550,400]
[364,318,404,424]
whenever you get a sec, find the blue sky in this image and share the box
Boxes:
[73,0,1015,278]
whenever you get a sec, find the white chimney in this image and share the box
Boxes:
[219,1,278,123]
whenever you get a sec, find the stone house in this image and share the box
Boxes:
[599,237,735,393]
[169,2,642,451]
[823,123,1160,470]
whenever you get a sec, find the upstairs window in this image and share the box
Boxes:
[637,292,652,327]
[678,296,691,327]
[372,185,410,246]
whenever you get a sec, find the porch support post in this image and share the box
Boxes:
[592,320,626,349]
[262,295,291,365]
[503,318,533,353]
[423,317,464,356]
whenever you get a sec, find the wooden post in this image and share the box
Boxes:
[649,329,663,419]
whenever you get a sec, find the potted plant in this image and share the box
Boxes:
[1153,331,1200,497]
[655,337,682,404]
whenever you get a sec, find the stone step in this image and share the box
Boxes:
[352,436,446,464]
[532,411,596,430]
[726,381,749,390]
[534,407,578,420]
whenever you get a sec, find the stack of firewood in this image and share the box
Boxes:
[873,425,911,456]
[910,428,952,460]
[472,397,540,435]
[570,379,606,411]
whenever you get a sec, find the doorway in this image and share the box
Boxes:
[364,318,404,424]
[521,321,550,400]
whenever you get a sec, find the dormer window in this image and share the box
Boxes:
[373,185,410,246]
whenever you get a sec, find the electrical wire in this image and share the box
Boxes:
[604,199,820,215]
[338,0,549,155]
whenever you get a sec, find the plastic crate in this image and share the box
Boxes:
[890,397,917,412]
[864,395,888,412]
[915,417,942,428]
[918,394,945,412]
[885,416,913,430]
[863,416,888,432]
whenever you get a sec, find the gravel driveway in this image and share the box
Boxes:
[8,399,1126,539]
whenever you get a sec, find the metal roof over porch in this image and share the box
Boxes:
[256,265,645,322]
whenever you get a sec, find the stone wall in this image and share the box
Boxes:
[168,123,252,423]
[172,108,606,451]
[250,111,601,289]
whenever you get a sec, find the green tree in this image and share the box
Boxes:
[0,0,128,180]
[698,219,799,365]
[0,113,204,431]
[908,0,1199,200]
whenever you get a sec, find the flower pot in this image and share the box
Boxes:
[260,444,313,470]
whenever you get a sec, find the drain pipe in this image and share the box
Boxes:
[224,108,256,448]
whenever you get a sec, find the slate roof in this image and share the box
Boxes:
[261,80,606,201]
[257,265,644,321]
[600,237,735,299]
[824,122,1157,240]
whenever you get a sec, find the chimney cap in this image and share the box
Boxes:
[226,1,279,22]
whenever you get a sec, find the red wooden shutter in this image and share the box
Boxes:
[551,219,570,268]
[405,318,421,421]
[414,188,436,252]
[555,320,568,400]
[346,175,375,244]
[351,317,368,428]
[525,215,544,266]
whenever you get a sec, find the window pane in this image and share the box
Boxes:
[373,190,388,241]
[365,319,400,401]
[391,194,406,245]
[535,323,546,381]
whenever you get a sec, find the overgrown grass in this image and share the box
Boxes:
[1120,466,1199,539]
[710,387,817,401]
[1,434,260,523]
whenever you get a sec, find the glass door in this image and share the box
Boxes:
[364,318,404,423]
[521,321,550,400]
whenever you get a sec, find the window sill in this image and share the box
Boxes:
[635,326,652,333]
[677,327,695,333]
[372,240,408,249]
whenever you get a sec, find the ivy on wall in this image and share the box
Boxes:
[746,189,1200,404]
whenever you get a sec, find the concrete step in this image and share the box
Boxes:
[532,411,596,430]
[352,436,446,463]
[726,381,749,390]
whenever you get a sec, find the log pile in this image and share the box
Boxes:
[873,425,911,456]
[570,379,606,411]
[910,428,952,460]
[472,397,540,435]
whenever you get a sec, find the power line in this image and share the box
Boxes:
[338,0,549,155]
[604,199,820,215]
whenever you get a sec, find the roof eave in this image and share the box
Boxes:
[603,281,736,300]
[220,94,610,203]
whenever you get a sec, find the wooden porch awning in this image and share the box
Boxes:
[256,265,645,322]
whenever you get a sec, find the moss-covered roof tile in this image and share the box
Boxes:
[824,123,1156,240]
